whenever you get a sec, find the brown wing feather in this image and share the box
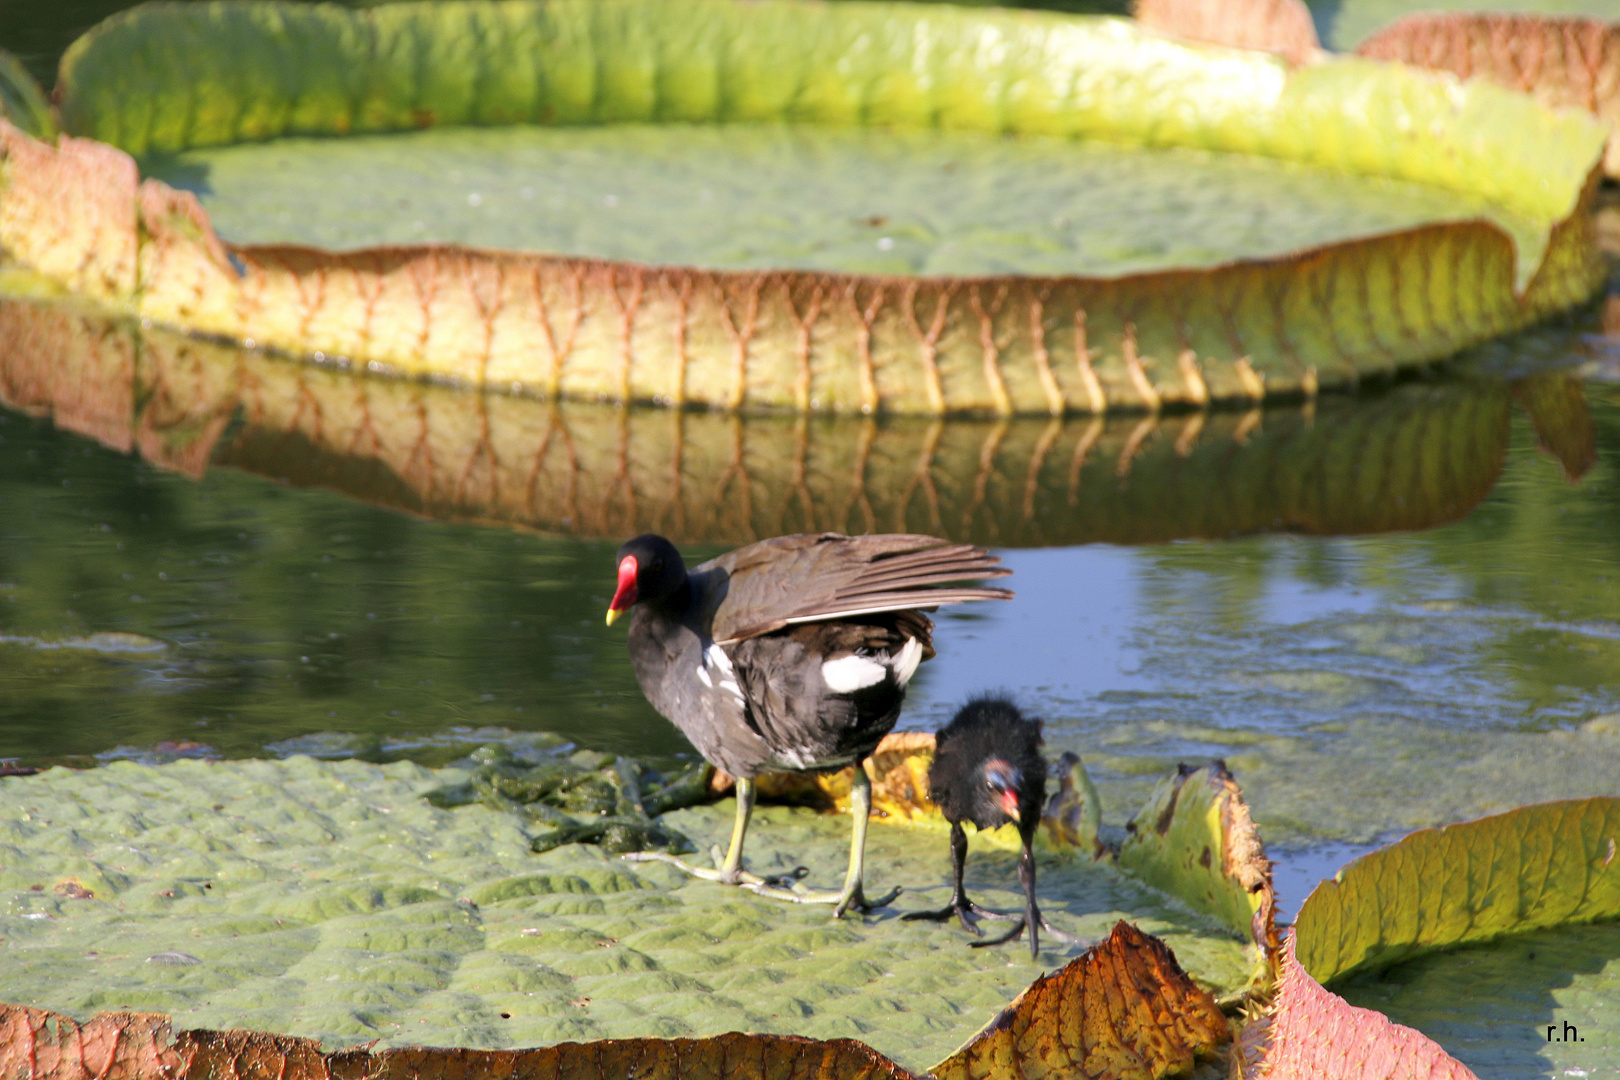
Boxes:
[704,533,1012,645]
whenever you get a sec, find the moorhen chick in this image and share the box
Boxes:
[606,532,1012,915]
[903,694,1072,956]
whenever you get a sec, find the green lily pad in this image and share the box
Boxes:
[1118,762,1272,945]
[0,756,1253,1070]
[140,123,1546,281]
[1293,797,1620,986]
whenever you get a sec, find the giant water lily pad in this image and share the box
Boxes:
[1293,796,1620,985]
[0,756,1255,1070]
[0,0,1605,414]
[139,125,1548,281]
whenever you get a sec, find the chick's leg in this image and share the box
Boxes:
[972,836,1077,956]
[904,820,1022,933]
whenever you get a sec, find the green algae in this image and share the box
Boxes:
[0,756,1250,1069]
[139,123,1544,279]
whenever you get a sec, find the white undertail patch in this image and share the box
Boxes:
[892,636,924,688]
[821,653,889,694]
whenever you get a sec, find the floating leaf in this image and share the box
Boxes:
[6,0,1605,412]
[932,920,1230,1080]
[1118,762,1274,944]
[0,294,1539,547]
[1230,932,1479,1080]
[0,1005,921,1080]
[0,756,1256,1066]
[1043,752,1105,856]
[0,50,54,141]
[1293,796,1620,986]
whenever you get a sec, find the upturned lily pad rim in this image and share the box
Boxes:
[6,0,1608,416]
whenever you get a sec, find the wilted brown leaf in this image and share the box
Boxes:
[933,920,1229,1080]
[0,1005,921,1080]
[1230,933,1478,1080]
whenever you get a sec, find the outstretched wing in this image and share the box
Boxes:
[702,533,1012,645]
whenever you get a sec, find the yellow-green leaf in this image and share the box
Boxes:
[1118,763,1273,943]
[1293,796,1620,986]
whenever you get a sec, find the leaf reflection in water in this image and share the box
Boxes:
[1,294,1591,550]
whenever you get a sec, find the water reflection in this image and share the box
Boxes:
[1,294,1617,915]
[0,296,1587,545]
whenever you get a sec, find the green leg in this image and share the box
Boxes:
[623,777,766,886]
[748,764,901,916]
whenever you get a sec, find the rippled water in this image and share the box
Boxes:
[1,295,1618,927]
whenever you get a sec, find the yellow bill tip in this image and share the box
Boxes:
[605,607,624,627]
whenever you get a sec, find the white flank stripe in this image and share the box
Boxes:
[704,644,745,700]
[821,654,889,693]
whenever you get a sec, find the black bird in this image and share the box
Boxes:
[606,532,1012,915]
[903,694,1071,956]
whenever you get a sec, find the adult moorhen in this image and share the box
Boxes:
[903,694,1073,956]
[606,532,1012,915]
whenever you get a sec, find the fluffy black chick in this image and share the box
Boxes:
[902,694,1071,957]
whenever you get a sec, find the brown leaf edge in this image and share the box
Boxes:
[1357,13,1620,177]
[1,114,1606,418]
[0,925,1232,1080]
[1229,931,1480,1080]
[1119,762,1279,956]
[0,1004,920,1080]
[1133,0,1320,66]
[932,920,1231,1080]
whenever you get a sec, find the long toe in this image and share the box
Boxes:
[621,850,765,887]
[900,905,960,923]
[969,917,1029,950]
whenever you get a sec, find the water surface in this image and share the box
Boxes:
[2,298,1616,903]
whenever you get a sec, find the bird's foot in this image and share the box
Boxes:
[1034,915,1079,944]
[620,850,765,887]
[902,899,1020,936]
[967,914,1080,955]
[969,917,1029,950]
[747,877,902,917]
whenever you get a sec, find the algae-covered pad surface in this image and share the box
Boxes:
[144,124,1543,277]
[0,757,1249,1068]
